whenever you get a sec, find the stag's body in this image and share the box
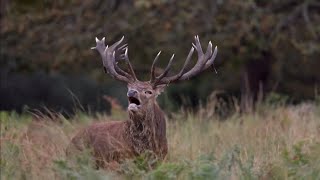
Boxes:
[67,94,167,167]
[67,35,218,169]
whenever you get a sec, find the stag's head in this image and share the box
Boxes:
[126,81,165,116]
[91,35,218,117]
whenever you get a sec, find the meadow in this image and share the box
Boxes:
[1,96,320,180]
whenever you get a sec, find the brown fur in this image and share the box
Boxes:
[66,81,168,168]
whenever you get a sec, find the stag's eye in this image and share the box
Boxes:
[145,90,152,95]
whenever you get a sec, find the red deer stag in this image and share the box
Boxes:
[66,35,218,168]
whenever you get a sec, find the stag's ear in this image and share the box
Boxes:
[155,85,166,96]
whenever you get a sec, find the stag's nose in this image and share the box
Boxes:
[127,89,137,97]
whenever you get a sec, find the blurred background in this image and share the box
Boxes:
[1,0,319,115]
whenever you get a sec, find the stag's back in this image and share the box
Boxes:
[66,120,134,164]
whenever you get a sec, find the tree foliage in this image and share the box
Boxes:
[1,0,319,112]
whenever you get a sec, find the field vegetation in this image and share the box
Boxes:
[1,95,320,179]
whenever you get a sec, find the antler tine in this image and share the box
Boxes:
[204,41,213,59]
[204,46,218,69]
[109,36,125,51]
[179,47,195,75]
[150,51,161,83]
[118,43,128,51]
[124,47,137,81]
[113,59,132,79]
[92,36,135,83]
[194,35,203,54]
[151,36,218,87]
[153,54,175,86]
[161,47,194,83]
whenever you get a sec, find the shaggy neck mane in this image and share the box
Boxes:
[126,103,166,155]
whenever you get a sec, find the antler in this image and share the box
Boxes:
[150,35,218,88]
[91,36,137,83]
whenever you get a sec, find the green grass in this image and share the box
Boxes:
[1,101,320,179]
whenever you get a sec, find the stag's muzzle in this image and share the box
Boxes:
[127,89,137,98]
[127,89,141,112]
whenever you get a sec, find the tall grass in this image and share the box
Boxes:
[1,99,320,179]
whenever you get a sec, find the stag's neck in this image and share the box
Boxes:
[126,103,167,154]
[129,103,165,129]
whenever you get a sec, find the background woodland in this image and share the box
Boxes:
[1,0,319,114]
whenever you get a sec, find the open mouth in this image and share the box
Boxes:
[128,97,141,105]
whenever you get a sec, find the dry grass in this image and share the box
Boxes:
[1,101,320,179]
